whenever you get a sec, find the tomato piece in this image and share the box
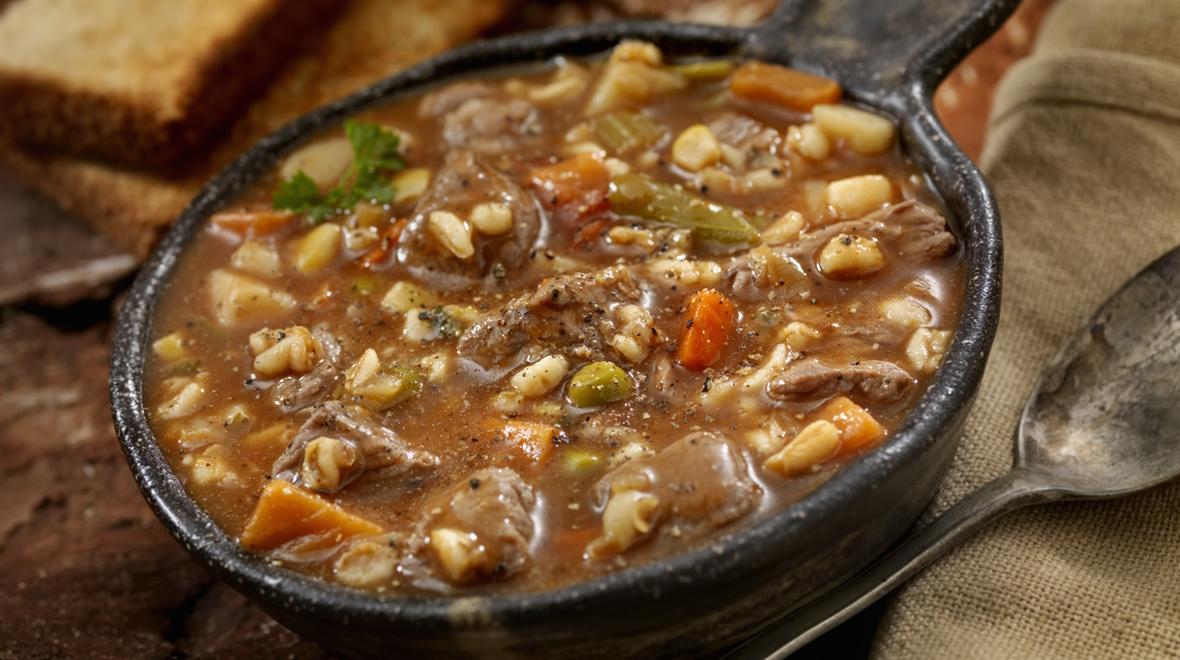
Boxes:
[677,289,737,371]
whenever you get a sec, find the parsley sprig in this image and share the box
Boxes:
[273,120,406,222]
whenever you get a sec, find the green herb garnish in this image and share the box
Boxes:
[273,120,406,222]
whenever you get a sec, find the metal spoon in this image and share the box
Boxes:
[730,245,1180,659]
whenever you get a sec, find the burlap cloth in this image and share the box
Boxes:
[871,0,1180,657]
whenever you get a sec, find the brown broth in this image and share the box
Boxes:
[145,45,963,595]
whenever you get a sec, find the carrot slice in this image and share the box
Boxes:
[817,396,886,454]
[677,289,738,371]
[211,210,295,237]
[531,153,610,208]
[239,479,383,551]
[730,61,842,112]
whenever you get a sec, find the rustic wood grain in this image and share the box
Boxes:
[0,2,1052,657]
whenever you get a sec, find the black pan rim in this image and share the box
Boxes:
[109,15,1005,637]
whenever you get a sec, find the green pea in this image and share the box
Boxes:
[567,361,632,408]
[562,449,604,476]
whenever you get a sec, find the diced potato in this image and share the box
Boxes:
[381,281,440,314]
[671,124,722,172]
[279,137,353,191]
[334,539,398,588]
[428,211,474,259]
[764,420,840,477]
[208,269,295,327]
[157,381,206,420]
[301,436,361,493]
[402,311,436,343]
[430,528,482,582]
[812,104,896,156]
[586,490,661,558]
[818,396,886,454]
[231,240,282,278]
[492,390,524,414]
[603,157,631,177]
[881,297,932,329]
[152,332,188,362]
[779,321,822,350]
[743,167,788,192]
[584,41,687,116]
[501,421,560,464]
[249,326,324,378]
[392,168,432,204]
[350,201,388,229]
[344,227,379,252]
[762,210,806,245]
[239,479,383,551]
[420,352,452,383]
[510,354,570,398]
[730,61,842,111]
[787,123,831,161]
[294,223,343,275]
[187,444,238,487]
[906,327,952,374]
[826,174,894,219]
[818,234,885,279]
[469,202,514,236]
[608,225,656,249]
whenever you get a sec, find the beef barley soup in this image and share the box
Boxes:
[145,41,963,595]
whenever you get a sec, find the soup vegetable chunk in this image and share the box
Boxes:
[146,41,963,594]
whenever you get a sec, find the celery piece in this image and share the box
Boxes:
[592,112,664,155]
[608,173,760,244]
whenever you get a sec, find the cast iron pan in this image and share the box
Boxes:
[110,0,1013,656]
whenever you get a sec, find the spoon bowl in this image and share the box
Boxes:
[1019,246,1180,495]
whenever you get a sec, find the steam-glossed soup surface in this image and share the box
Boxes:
[146,41,963,595]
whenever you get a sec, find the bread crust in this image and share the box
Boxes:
[0,0,345,167]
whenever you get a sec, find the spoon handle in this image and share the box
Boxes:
[726,469,1058,659]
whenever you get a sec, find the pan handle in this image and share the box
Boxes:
[747,0,1020,105]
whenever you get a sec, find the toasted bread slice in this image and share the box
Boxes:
[0,0,343,167]
[0,0,514,258]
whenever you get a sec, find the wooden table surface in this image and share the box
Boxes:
[0,3,1052,657]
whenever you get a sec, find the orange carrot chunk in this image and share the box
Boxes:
[211,210,296,237]
[501,420,561,464]
[239,479,383,551]
[678,289,738,371]
[730,61,842,112]
[530,153,610,207]
[817,396,886,455]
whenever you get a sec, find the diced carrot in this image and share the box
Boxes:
[211,210,296,237]
[573,217,612,249]
[677,289,737,371]
[239,479,383,551]
[816,396,886,455]
[531,153,610,207]
[730,61,842,112]
[501,421,560,464]
[359,219,407,269]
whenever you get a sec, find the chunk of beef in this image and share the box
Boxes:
[272,401,438,494]
[270,330,342,412]
[419,80,542,155]
[397,150,541,292]
[416,467,537,585]
[767,358,914,403]
[456,265,643,367]
[588,432,760,557]
[788,200,957,261]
